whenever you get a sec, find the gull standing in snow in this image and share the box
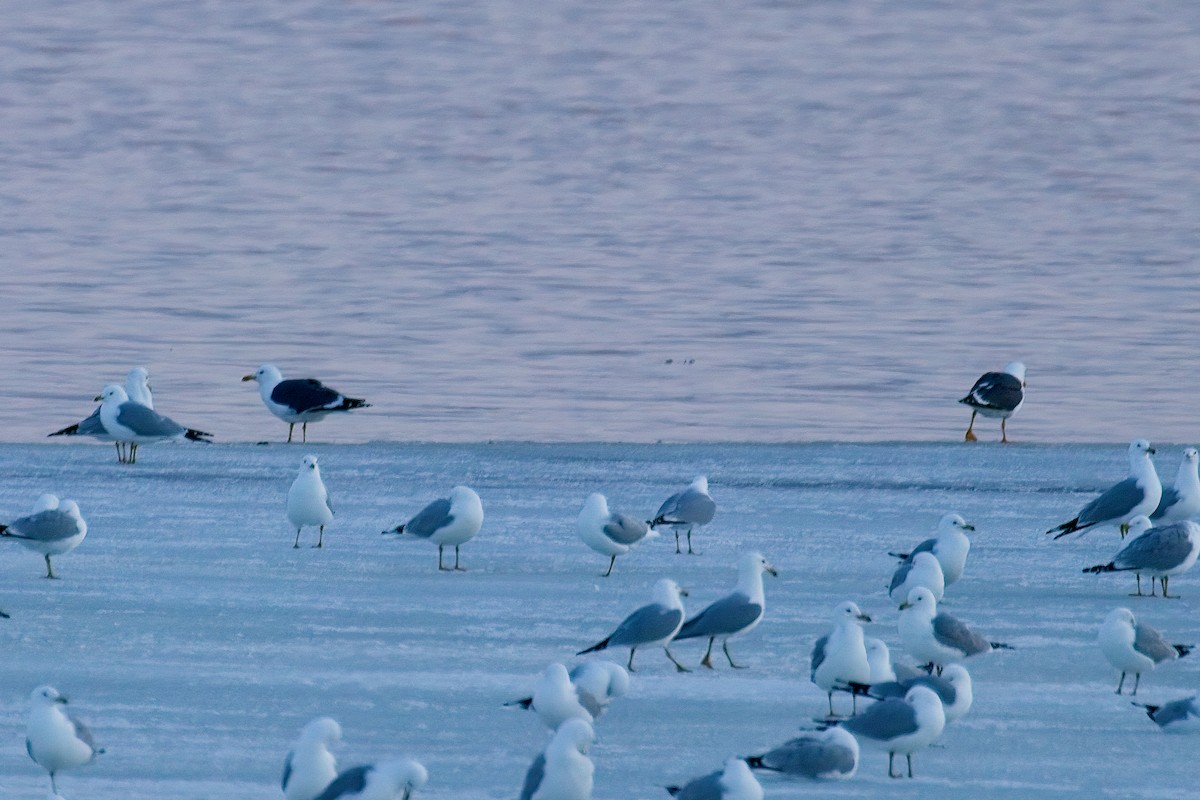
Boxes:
[673,552,777,669]
[887,552,945,606]
[811,601,873,717]
[744,727,859,780]
[287,456,334,548]
[95,384,213,464]
[506,662,629,730]
[1151,448,1200,523]
[1083,516,1200,597]
[577,578,689,672]
[866,663,974,724]
[888,513,975,587]
[577,493,654,576]
[1098,607,1191,695]
[283,717,342,800]
[1133,694,1200,732]
[243,364,370,443]
[1047,439,1162,539]
[666,757,763,800]
[518,718,594,800]
[959,361,1025,443]
[49,367,155,461]
[898,587,1011,673]
[649,476,716,555]
[382,486,483,571]
[836,685,945,778]
[25,685,104,796]
[313,758,427,800]
[0,495,87,579]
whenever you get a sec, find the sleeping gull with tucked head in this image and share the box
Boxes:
[506,661,629,730]
[577,493,654,576]
[26,685,104,796]
[288,456,334,548]
[518,718,594,800]
[649,476,716,555]
[1047,439,1161,539]
[243,364,370,443]
[811,601,872,717]
[673,552,777,669]
[959,361,1025,443]
[898,587,1011,673]
[95,384,213,463]
[834,685,945,778]
[1098,607,1191,695]
[866,663,974,724]
[1151,448,1200,523]
[577,578,689,672]
[666,757,763,800]
[744,727,859,780]
[313,758,427,800]
[382,486,483,571]
[1083,516,1200,597]
[0,494,87,579]
[282,717,342,800]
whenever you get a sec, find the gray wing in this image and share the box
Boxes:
[674,592,762,640]
[518,753,546,800]
[314,765,371,800]
[603,513,649,545]
[669,488,716,525]
[281,751,294,791]
[573,686,605,718]
[1151,697,1199,727]
[1077,478,1145,526]
[759,735,856,778]
[909,538,937,558]
[608,604,683,647]
[115,402,186,437]
[1151,488,1181,520]
[810,635,829,680]
[889,560,915,594]
[905,674,956,706]
[404,498,453,539]
[671,771,723,800]
[931,613,992,657]
[1115,525,1195,571]
[9,509,81,542]
[50,407,108,438]
[71,716,97,753]
[1133,622,1180,664]
[843,697,920,741]
[867,680,906,699]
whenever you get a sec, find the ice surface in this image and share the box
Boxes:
[1,442,1197,798]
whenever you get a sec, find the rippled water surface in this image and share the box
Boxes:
[3,1,1199,443]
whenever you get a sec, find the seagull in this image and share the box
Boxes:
[518,718,594,800]
[94,384,213,464]
[506,661,630,731]
[382,486,483,571]
[313,758,427,800]
[959,361,1025,443]
[649,476,716,555]
[283,717,342,800]
[577,578,690,672]
[243,364,370,443]
[1151,448,1200,523]
[49,367,155,462]
[865,638,897,683]
[673,552,777,669]
[744,727,859,780]
[888,513,975,587]
[666,757,763,800]
[836,685,946,779]
[1133,694,1200,732]
[897,587,1011,673]
[25,685,104,796]
[811,601,873,717]
[576,493,655,576]
[287,455,334,548]
[865,663,974,724]
[1083,516,1200,597]
[1047,439,1162,539]
[888,552,945,606]
[0,495,87,579]
[1098,607,1191,695]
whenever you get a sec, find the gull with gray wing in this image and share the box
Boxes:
[744,727,859,780]
[25,685,104,796]
[1083,516,1200,597]
[649,476,716,555]
[674,552,777,669]
[95,384,213,463]
[577,493,655,576]
[836,685,945,778]
[313,758,427,800]
[577,578,689,672]
[898,587,1011,673]
[0,494,87,579]
[282,717,341,800]
[1048,439,1161,539]
[518,718,594,800]
[666,757,763,800]
[382,486,483,571]
[1098,608,1191,695]
[1151,448,1200,523]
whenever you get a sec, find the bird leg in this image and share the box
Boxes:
[287,423,295,443]
[1161,576,1178,598]
[627,648,637,672]
[888,752,901,778]
[907,754,915,778]
[1119,522,1130,538]
[1132,673,1141,695]
[437,545,449,571]
[724,640,746,669]
[313,525,324,548]
[454,545,467,571]
[700,637,716,668]
[687,527,700,555]
[130,442,138,463]
[964,411,978,442]
[50,772,59,794]
[1116,672,1126,694]
[44,554,57,579]
[1130,574,1144,596]
[302,422,308,442]
[675,530,682,554]
[114,442,124,463]
[665,646,691,672]
[293,528,302,548]
[827,692,835,717]
[602,555,616,577]
[1001,418,1009,444]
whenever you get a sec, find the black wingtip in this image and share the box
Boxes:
[1174,644,1193,658]
[665,787,681,797]
[504,697,534,710]
[1049,518,1083,538]
[887,551,910,561]
[990,641,1014,651]
[1083,562,1116,574]
[1133,701,1159,719]
[744,755,765,769]
[48,424,79,437]
[576,638,609,656]
[185,429,215,443]
[0,609,9,619]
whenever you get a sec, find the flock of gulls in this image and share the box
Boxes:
[4,360,1200,798]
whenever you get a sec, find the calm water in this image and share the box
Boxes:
[3,1,1199,443]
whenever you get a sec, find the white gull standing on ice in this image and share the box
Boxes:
[576,493,654,576]
[382,486,484,571]
[1083,516,1200,597]
[95,384,213,464]
[577,578,689,672]
[887,551,945,606]
[25,685,104,796]
[811,601,872,717]
[243,364,370,443]
[49,367,156,462]
[1047,439,1161,539]
[649,476,716,555]
[283,717,342,800]
[1098,607,1191,695]
[0,495,87,579]
[888,513,975,587]
[518,718,594,800]
[506,661,630,730]
[673,552,777,669]
[1152,448,1200,523]
[287,455,334,548]
[898,587,1011,672]
[837,685,945,778]
[866,663,974,724]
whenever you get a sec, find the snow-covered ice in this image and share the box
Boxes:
[2,442,1199,798]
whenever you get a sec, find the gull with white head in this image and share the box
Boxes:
[898,587,1011,673]
[243,364,370,443]
[673,552,777,669]
[959,361,1025,443]
[649,476,716,555]
[888,513,975,587]
[288,456,334,548]
[666,757,763,800]
[1098,608,1191,695]
[1048,439,1162,539]
[1152,448,1200,523]
[0,495,87,579]
[577,493,654,576]
[382,486,483,571]
[811,601,873,717]
[283,717,342,800]
[577,578,690,672]
[313,758,427,800]
[518,718,594,800]
[26,685,104,796]
[1083,516,1200,597]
